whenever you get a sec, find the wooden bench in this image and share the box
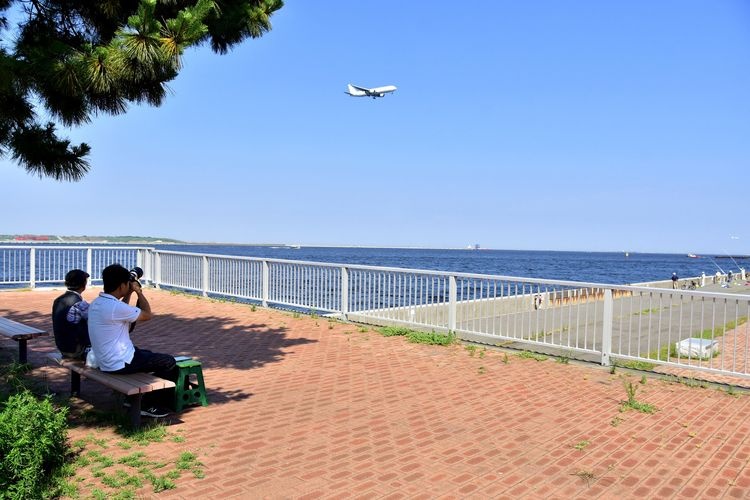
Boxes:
[47,352,176,427]
[0,317,47,364]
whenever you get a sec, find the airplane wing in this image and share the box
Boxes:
[349,84,372,93]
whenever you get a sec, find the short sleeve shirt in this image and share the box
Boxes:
[88,292,141,371]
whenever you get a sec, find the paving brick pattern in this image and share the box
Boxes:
[3,289,750,498]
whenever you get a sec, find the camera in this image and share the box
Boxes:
[129,267,144,283]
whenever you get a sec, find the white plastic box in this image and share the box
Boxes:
[675,338,719,359]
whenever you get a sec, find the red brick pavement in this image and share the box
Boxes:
[3,288,750,499]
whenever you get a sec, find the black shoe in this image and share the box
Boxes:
[140,406,170,418]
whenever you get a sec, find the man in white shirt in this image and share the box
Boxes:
[88,264,176,417]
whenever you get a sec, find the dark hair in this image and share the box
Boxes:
[102,264,130,293]
[64,269,89,289]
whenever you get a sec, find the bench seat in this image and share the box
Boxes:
[0,317,46,364]
[47,352,175,427]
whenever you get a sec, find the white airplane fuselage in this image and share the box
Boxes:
[346,84,397,98]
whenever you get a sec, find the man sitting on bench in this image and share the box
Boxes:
[52,269,91,359]
[88,264,177,418]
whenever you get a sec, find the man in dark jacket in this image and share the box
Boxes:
[52,269,91,359]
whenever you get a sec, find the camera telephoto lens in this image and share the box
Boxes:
[129,266,144,282]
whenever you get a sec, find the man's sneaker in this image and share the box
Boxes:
[140,406,170,418]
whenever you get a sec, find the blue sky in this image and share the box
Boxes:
[3,1,750,254]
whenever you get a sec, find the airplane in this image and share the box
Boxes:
[345,83,397,98]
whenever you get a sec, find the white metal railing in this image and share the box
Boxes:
[0,246,149,287]
[3,245,750,382]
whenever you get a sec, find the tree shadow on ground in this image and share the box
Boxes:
[0,301,317,413]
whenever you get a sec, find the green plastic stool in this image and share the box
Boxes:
[174,360,209,412]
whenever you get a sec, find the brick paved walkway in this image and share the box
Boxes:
[2,289,750,498]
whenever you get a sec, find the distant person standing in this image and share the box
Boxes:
[671,273,679,289]
[728,270,733,283]
[52,269,91,359]
[700,272,706,287]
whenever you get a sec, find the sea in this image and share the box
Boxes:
[152,245,742,285]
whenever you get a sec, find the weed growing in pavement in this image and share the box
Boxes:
[617,360,657,371]
[250,305,257,312]
[572,469,597,486]
[292,312,300,319]
[118,423,169,444]
[609,364,617,375]
[71,432,206,496]
[357,326,369,333]
[479,347,486,358]
[573,440,590,451]
[379,326,411,337]
[501,353,510,364]
[556,353,570,364]
[310,310,319,319]
[406,331,456,346]
[726,385,739,397]
[378,326,456,345]
[466,345,477,357]
[517,351,547,362]
[610,416,623,427]
[478,366,486,374]
[620,380,657,414]
[681,377,702,388]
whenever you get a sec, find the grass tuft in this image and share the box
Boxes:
[517,351,548,362]
[620,380,657,414]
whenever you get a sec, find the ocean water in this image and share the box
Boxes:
[154,245,740,285]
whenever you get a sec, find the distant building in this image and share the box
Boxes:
[14,235,49,241]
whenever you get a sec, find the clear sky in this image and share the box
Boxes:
[3,1,750,254]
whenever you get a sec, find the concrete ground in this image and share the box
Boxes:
[2,288,750,499]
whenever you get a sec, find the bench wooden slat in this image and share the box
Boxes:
[0,317,46,338]
[48,353,176,395]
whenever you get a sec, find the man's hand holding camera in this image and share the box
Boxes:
[125,271,152,323]
[130,280,144,295]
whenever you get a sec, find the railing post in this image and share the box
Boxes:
[262,260,269,307]
[142,249,151,285]
[341,267,349,319]
[154,252,161,289]
[601,288,613,366]
[85,248,92,283]
[29,248,36,289]
[201,256,209,297]
[449,275,457,332]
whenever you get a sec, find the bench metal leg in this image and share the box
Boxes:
[127,394,142,428]
[71,371,80,396]
[16,339,27,364]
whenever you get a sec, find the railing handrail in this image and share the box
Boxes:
[152,249,750,299]
[0,245,154,251]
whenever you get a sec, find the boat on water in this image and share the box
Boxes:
[687,254,699,258]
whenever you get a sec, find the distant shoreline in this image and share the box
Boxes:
[0,238,738,256]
